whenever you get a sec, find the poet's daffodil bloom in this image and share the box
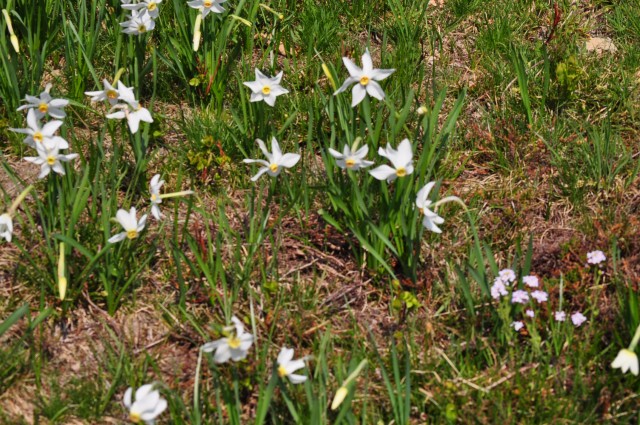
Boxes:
[187,0,227,17]
[120,10,155,35]
[0,213,13,243]
[108,207,147,244]
[611,349,638,376]
[149,174,164,220]
[85,79,122,106]
[277,347,308,384]
[24,144,79,179]
[328,143,374,171]
[369,138,413,182]
[122,0,162,18]
[17,84,69,119]
[123,384,168,424]
[243,137,300,181]
[334,48,395,107]
[106,82,153,134]
[10,109,68,150]
[415,182,445,233]
[243,69,289,106]
[202,316,254,363]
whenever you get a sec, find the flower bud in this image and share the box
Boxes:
[331,386,348,410]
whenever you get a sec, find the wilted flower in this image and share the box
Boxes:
[123,384,167,424]
[24,144,79,179]
[0,213,13,243]
[122,0,162,18]
[108,207,147,243]
[85,79,122,105]
[277,347,307,384]
[498,269,516,284]
[17,85,69,119]
[491,278,508,299]
[202,316,254,363]
[511,290,529,304]
[243,69,289,106]
[554,311,566,322]
[530,290,548,304]
[187,0,226,17]
[587,250,606,265]
[328,143,373,171]
[10,109,68,150]
[511,321,524,331]
[415,182,445,233]
[611,349,639,376]
[522,275,539,288]
[525,309,535,318]
[120,10,155,35]
[243,138,300,181]
[571,312,587,327]
[369,139,413,182]
[334,48,395,107]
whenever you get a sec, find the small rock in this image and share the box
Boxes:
[585,36,617,54]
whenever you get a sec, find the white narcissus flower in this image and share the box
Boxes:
[328,144,374,171]
[17,85,69,119]
[334,48,395,107]
[202,316,254,363]
[10,109,68,150]
[108,207,148,243]
[243,69,289,107]
[106,83,153,134]
[120,10,156,35]
[611,349,639,376]
[243,138,300,181]
[122,0,163,18]
[0,213,13,243]
[149,174,164,220]
[123,384,168,425]
[24,144,79,179]
[187,0,227,17]
[85,79,121,105]
[415,181,445,233]
[369,138,413,182]
[277,347,308,384]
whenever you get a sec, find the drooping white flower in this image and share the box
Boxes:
[525,309,535,318]
[149,174,164,220]
[10,109,68,150]
[334,48,395,107]
[17,85,69,119]
[522,275,539,288]
[243,138,300,181]
[187,0,227,17]
[277,347,308,384]
[491,278,508,300]
[530,290,548,304]
[554,311,566,322]
[511,321,524,331]
[24,144,78,179]
[123,384,167,425]
[511,290,529,304]
[369,138,413,182]
[328,144,373,171]
[611,349,639,376]
[202,316,254,363]
[85,79,122,105]
[108,207,147,243]
[122,0,163,18]
[587,250,606,265]
[243,69,289,107]
[498,269,516,284]
[571,312,587,327]
[120,10,156,35]
[0,213,13,243]
[414,182,445,233]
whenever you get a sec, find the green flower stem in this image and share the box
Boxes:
[629,323,640,351]
[7,185,35,217]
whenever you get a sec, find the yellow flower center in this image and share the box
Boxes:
[262,85,271,95]
[345,158,356,168]
[107,89,118,100]
[360,76,370,86]
[138,24,147,33]
[269,163,279,173]
[126,230,138,240]
[148,2,157,10]
[46,156,56,165]
[204,0,213,7]
[396,167,407,177]
[277,365,288,377]
[38,103,49,113]
[33,132,44,143]
[227,336,241,349]
[129,412,141,423]
[151,193,158,201]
